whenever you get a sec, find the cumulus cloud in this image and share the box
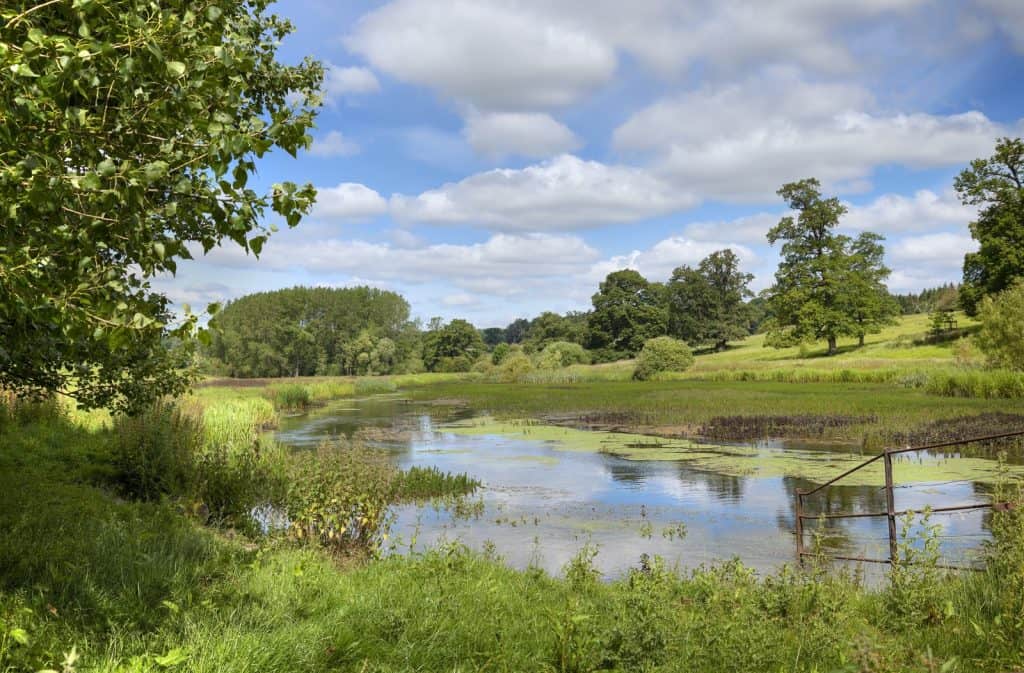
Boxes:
[684,213,781,246]
[312,183,388,220]
[308,130,360,157]
[324,64,381,102]
[843,190,976,233]
[614,70,1011,201]
[588,237,757,284]
[391,154,696,230]
[463,112,582,159]
[888,232,977,264]
[346,0,615,110]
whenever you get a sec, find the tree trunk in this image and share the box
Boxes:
[716,340,727,352]
[858,333,865,347]
[827,335,838,355]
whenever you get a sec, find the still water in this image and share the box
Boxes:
[275,395,994,578]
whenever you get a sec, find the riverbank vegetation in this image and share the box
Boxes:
[2,395,1024,672]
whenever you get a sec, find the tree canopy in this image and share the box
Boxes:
[764,179,896,354]
[208,287,411,377]
[666,249,753,351]
[957,137,1024,315]
[587,270,667,356]
[0,0,322,411]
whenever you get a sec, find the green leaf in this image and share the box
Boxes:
[27,28,45,44]
[154,648,188,667]
[206,302,222,316]
[10,63,38,78]
[206,6,222,21]
[153,242,165,260]
[9,628,29,646]
[166,61,186,77]
[97,158,116,177]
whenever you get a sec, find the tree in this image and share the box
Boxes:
[587,270,667,355]
[0,0,322,412]
[975,279,1024,371]
[504,318,530,344]
[666,249,753,351]
[956,138,1024,315]
[845,233,899,346]
[480,327,506,348]
[633,337,694,380]
[422,319,485,372]
[764,179,894,355]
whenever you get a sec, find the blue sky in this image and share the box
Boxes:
[159,0,1024,328]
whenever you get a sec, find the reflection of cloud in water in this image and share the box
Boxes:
[276,400,999,578]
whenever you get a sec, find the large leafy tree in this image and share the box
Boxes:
[587,269,667,355]
[422,319,485,372]
[0,0,322,411]
[666,249,753,351]
[956,137,1024,315]
[765,179,894,355]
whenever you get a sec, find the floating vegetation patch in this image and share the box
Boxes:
[697,414,879,441]
[443,417,1024,486]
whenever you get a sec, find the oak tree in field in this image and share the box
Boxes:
[422,319,485,372]
[0,0,322,411]
[666,249,753,351]
[587,270,667,356]
[764,179,896,355]
[956,137,1024,315]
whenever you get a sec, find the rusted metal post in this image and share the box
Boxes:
[883,449,898,564]
[795,488,805,566]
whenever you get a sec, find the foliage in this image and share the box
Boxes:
[633,336,694,380]
[422,319,485,372]
[0,0,322,412]
[535,341,590,369]
[391,466,481,502]
[282,443,395,554]
[496,351,535,383]
[588,270,667,355]
[895,284,960,315]
[208,286,411,377]
[111,401,203,501]
[957,137,1024,315]
[354,377,399,395]
[523,311,589,351]
[765,179,897,355]
[666,249,753,351]
[492,342,511,365]
[975,280,1024,371]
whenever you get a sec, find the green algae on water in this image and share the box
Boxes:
[443,417,1024,487]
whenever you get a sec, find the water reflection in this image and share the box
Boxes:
[275,398,997,577]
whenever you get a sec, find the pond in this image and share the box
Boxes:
[275,395,1000,578]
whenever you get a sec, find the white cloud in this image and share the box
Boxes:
[308,130,360,157]
[615,70,1012,201]
[346,0,616,110]
[843,189,976,233]
[313,183,388,220]
[684,213,781,246]
[588,238,757,284]
[888,232,976,264]
[324,64,381,102]
[463,112,581,159]
[442,293,479,307]
[391,154,696,230]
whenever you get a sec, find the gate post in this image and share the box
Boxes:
[795,488,805,566]
[883,449,898,564]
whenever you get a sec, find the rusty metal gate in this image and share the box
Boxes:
[794,430,1024,570]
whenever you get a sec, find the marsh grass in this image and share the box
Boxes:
[263,383,312,410]
[391,465,481,501]
[353,377,399,395]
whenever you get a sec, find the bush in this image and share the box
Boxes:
[112,401,203,501]
[436,355,473,373]
[496,352,534,383]
[633,337,694,380]
[590,347,631,364]
[976,280,1024,371]
[492,343,511,365]
[535,341,590,369]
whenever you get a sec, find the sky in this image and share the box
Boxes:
[157,0,1024,328]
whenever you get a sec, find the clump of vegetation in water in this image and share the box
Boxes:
[392,465,480,502]
[354,377,399,395]
[263,383,312,411]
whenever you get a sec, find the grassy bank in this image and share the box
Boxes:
[2,400,1024,672]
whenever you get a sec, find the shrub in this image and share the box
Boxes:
[193,438,287,526]
[976,280,1024,371]
[112,401,203,501]
[633,337,694,380]
[536,341,590,369]
[590,347,631,364]
[491,342,511,365]
[436,355,473,373]
[496,352,534,383]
